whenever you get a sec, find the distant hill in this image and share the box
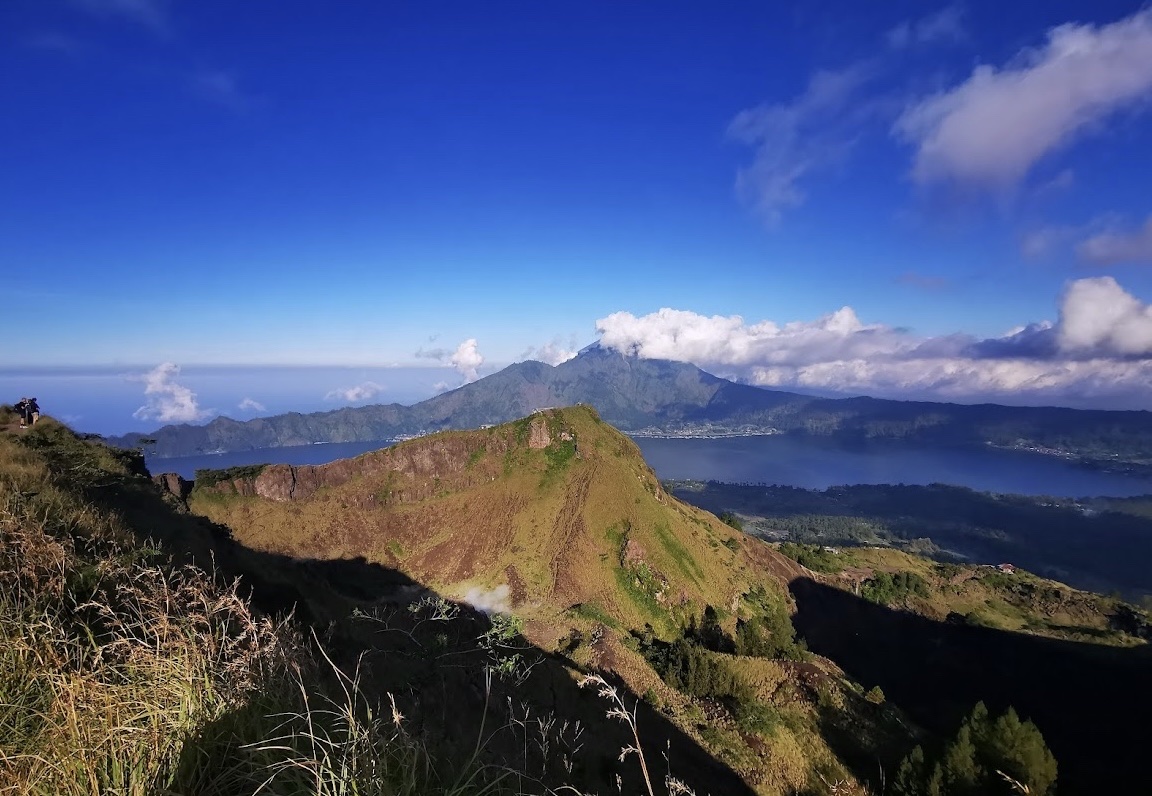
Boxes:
[113,344,1152,468]
[667,481,1152,598]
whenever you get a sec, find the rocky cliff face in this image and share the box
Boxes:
[199,414,559,506]
[152,472,193,501]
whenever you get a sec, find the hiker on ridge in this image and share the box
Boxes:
[26,397,39,426]
[14,398,31,428]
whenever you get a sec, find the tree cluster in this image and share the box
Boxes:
[778,542,842,574]
[893,702,1057,795]
[860,571,930,606]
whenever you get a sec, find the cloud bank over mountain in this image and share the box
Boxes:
[596,277,1152,409]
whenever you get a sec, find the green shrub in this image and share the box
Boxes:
[778,542,842,574]
[860,571,930,605]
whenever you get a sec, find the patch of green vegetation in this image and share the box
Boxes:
[466,446,486,469]
[15,420,145,492]
[567,601,619,629]
[778,542,843,574]
[512,416,533,445]
[387,540,404,559]
[193,464,268,491]
[543,439,576,479]
[738,585,806,661]
[614,562,668,629]
[651,521,703,582]
[718,511,743,531]
[605,525,625,548]
[860,571,930,606]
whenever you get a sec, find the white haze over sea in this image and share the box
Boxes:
[0,365,466,437]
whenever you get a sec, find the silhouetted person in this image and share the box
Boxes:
[14,397,38,428]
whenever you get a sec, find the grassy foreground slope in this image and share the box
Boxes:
[0,407,756,795]
[0,408,310,794]
[2,405,919,796]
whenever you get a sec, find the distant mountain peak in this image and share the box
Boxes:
[580,339,657,358]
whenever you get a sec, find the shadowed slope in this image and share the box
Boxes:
[790,578,1152,795]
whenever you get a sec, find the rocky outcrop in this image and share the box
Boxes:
[198,429,519,504]
[527,415,551,449]
[152,472,192,501]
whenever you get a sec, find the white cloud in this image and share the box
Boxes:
[522,341,578,366]
[1057,276,1152,356]
[450,339,484,383]
[895,9,1152,189]
[728,64,875,225]
[132,363,210,423]
[1077,214,1152,265]
[597,306,914,369]
[461,584,511,615]
[238,397,266,413]
[325,382,385,403]
[887,5,966,49]
[415,346,450,361]
[595,278,1152,409]
[749,356,1152,410]
[414,338,485,383]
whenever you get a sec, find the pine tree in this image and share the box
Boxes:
[901,702,1058,795]
[892,745,926,796]
[934,724,982,795]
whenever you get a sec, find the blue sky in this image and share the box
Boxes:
[4,0,1152,429]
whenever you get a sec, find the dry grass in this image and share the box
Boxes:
[0,425,302,795]
[0,422,569,796]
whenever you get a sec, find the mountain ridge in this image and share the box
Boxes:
[187,405,807,629]
[113,345,1152,467]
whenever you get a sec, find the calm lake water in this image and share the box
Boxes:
[632,436,1152,497]
[147,434,1152,498]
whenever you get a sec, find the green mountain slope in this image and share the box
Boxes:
[188,405,805,633]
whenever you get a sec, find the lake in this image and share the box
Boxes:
[147,434,1152,498]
